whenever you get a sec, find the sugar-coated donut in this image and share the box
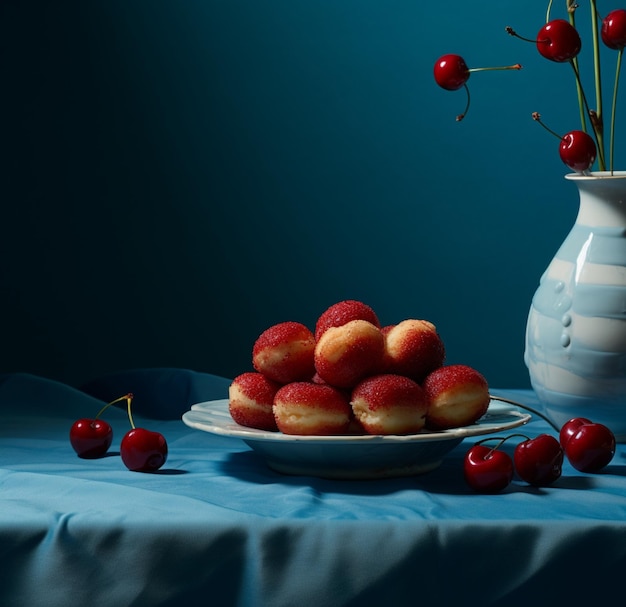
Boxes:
[423,364,490,430]
[273,382,352,435]
[314,319,385,388]
[383,319,445,382]
[351,374,427,435]
[229,372,281,431]
[252,321,316,384]
[315,300,381,340]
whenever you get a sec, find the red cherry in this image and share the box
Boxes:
[559,130,597,172]
[513,434,564,486]
[536,19,582,62]
[559,417,593,448]
[434,54,470,91]
[69,418,113,458]
[120,428,168,472]
[602,9,626,50]
[563,422,616,472]
[464,444,514,493]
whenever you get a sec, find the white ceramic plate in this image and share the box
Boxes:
[182,398,531,479]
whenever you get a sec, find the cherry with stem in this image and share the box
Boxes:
[455,65,524,122]
[69,393,132,459]
[489,394,616,475]
[530,112,597,172]
[464,436,516,493]
[433,54,522,121]
[120,395,168,472]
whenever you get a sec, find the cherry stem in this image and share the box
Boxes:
[489,393,560,432]
[609,48,623,175]
[455,64,520,122]
[476,433,530,448]
[531,112,562,140]
[505,26,548,46]
[456,83,470,122]
[589,0,603,134]
[475,436,509,457]
[468,64,523,74]
[474,433,531,459]
[569,59,606,170]
[567,6,587,133]
[126,394,136,430]
[94,392,134,420]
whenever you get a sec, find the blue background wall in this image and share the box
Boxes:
[2,1,624,388]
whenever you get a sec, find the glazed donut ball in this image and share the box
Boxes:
[383,319,445,382]
[351,374,427,435]
[229,372,281,431]
[273,382,352,435]
[314,319,385,388]
[423,364,490,430]
[252,321,316,384]
[315,300,381,340]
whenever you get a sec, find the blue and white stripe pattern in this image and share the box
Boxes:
[525,172,626,441]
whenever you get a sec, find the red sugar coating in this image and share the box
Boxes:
[380,325,395,336]
[422,364,490,430]
[422,364,488,397]
[274,382,350,412]
[231,372,281,403]
[351,374,425,411]
[351,374,427,435]
[273,382,352,435]
[230,407,277,431]
[383,319,445,382]
[311,372,327,384]
[229,372,281,431]
[252,321,316,384]
[314,320,385,388]
[253,321,314,353]
[315,300,381,340]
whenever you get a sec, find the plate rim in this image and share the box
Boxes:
[182,398,531,445]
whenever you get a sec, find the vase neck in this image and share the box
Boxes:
[570,174,626,227]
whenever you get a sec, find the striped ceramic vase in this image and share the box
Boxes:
[525,171,626,441]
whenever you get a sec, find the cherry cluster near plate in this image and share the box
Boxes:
[69,393,168,472]
[229,299,493,437]
[464,417,616,493]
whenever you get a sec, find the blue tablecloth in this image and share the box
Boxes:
[2,369,626,607]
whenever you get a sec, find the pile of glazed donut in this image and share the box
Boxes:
[228,300,491,436]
